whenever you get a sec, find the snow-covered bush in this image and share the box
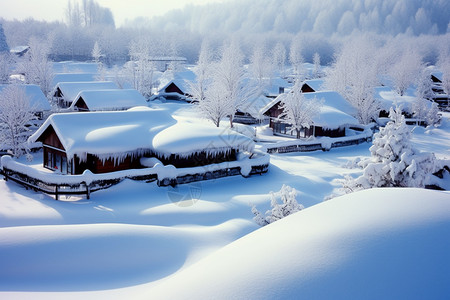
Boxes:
[252,184,304,226]
[343,108,437,192]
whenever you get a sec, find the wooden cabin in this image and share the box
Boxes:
[29,108,254,174]
[261,91,359,139]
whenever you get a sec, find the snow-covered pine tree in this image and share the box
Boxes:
[252,184,304,226]
[279,80,322,138]
[0,23,9,53]
[343,107,436,192]
[92,41,106,81]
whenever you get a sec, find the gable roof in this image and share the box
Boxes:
[261,90,359,129]
[0,84,51,111]
[53,81,119,104]
[157,69,196,94]
[302,79,325,92]
[70,89,148,111]
[29,107,254,161]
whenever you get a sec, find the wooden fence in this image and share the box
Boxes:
[1,158,269,200]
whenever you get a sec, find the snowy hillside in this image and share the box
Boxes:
[146,188,450,300]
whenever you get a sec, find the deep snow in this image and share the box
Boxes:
[0,103,449,299]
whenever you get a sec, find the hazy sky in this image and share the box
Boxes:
[0,0,231,27]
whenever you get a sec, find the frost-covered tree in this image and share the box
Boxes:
[0,23,9,53]
[19,36,54,96]
[326,36,380,124]
[0,85,36,157]
[126,38,155,98]
[250,43,273,88]
[438,55,450,107]
[343,108,436,192]
[313,52,321,78]
[289,34,304,80]
[198,79,232,127]
[212,39,257,127]
[66,0,115,28]
[413,68,440,126]
[188,39,213,103]
[389,50,423,96]
[92,41,106,81]
[272,42,286,77]
[279,80,322,138]
[0,53,13,84]
[252,184,304,226]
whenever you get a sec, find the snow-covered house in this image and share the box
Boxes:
[149,56,187,72]
[261,91,359,138]
[9,45,29,57]
[154,69,195,101]
[51,81,119,108]
[301,79,325,93]
[69,89,148,111]
[29,107,255,175]
[0,84,51,120]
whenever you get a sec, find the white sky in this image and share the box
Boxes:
[0,0,230,27]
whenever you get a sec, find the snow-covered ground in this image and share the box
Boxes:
[0,103,449,299]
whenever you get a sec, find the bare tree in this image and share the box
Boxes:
[188,39,213,103]
[213,39,256,127]
[92,41,106,80]
[0,53,13,84]
[272,42,286,77]
[250,42,273,88]
[326,36,380,124]
[198,78,232,127]
[19,36,54,97]
[390,49,423,96]
[313,52,321,78]
[279,80,322,138]
[289,34,304,80]
[126,38,155,98]
[0,85,36,157]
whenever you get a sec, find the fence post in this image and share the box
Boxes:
[86,183,90,200]
[55,185,59,200]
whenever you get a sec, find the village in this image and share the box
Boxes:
[0,0,450,298]
[1,36,449,199]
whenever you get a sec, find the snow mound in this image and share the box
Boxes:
[146,188,450,300]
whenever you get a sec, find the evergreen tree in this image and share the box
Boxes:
[343,108,437,192]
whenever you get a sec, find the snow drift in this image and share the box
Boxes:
[146,188,450,300]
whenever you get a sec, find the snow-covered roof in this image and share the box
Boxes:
[70,89,148,111]
[261,91,359,128]
[303,91,358,128]
[157,68,196,94]
[302,79,325,92]
[262,77,291,97]
[0,84,51,111]
[240,95,274,119]
[29,107,254,161]
[53,81,119,104]
[51,73,97,90]
[373,86,426,113]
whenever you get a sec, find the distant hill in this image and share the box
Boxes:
[134,0,449,36]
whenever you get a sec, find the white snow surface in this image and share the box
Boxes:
[1,104,449,300]
[70,89,148,111]
[147,188,450,300]
[0,84,51,111]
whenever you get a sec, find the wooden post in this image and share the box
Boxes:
[55,185,59,200]
[84,182,90,200]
